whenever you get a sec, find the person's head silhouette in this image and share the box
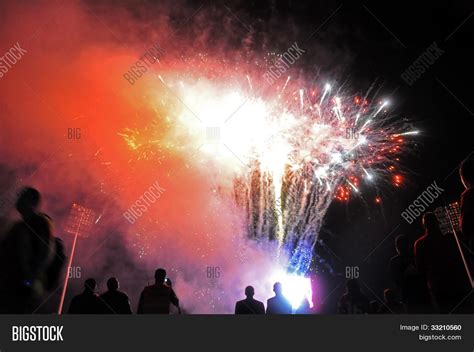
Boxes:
[460,157,474,189]
[383,288,396,304]
[273,282,283,296]
[422,212,441,236]
[154,268,166,284]
[395,234,410,255]
[15,187,40,217]
[244,286,255,299]
[107,277,119,291]
[84,278,97,292]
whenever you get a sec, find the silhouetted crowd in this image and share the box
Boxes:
[336,212,473,314]
[67,269,180,314]
[0,157,473,314]
[336,157,474,314]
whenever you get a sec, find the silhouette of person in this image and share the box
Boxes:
[235,286,265,314]
[390,234,431,313]
[137,268,180,314]
[99,277,132,314]
[337,279,370,314]
[378,289,405,314]
[460,157,474,268]
[295,298,312,314]
[68,278,104,314]
[0,187,59,313]
[266,282,292,314]
[415,212,471,313]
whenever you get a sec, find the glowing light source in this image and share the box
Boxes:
[270,269,313,310]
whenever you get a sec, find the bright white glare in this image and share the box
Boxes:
[400,130,419,136]
[270,270,313,310]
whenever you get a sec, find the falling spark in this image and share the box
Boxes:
[246,75,253,91]
[362,167,374,181]
[399,130,419,136]
[347,180,360,193]
[372,100,389,118]
[319,83,331,105]
[299,89,304,110]
[281,76,291,94]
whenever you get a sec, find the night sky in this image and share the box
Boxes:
[0,0,472,313]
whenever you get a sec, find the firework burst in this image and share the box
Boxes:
[120,68,418,277]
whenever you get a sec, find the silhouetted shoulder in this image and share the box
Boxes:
[414,234,428,252]
[235,300,244,313]
[256,300,265,313]
[266,297,276,313]
[461,187,474,201]
[142,285,154,292]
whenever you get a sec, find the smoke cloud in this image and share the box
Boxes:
[0,0,351,313]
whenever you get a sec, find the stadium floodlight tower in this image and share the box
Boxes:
[435,202,473,289]
[58,203,96,314]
